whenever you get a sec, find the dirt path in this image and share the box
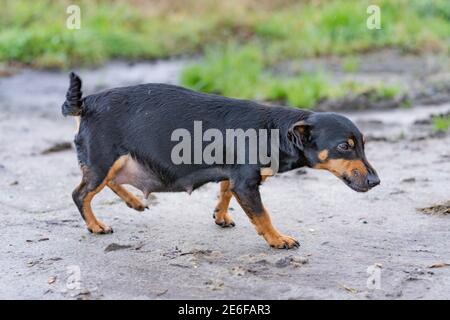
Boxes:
[0,62,449,299]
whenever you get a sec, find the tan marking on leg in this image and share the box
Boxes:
[83,186,112,234]
[260,167,273,176]
[214,181,235,227]
[247,209,299,249]
[318,149,329,162]
[83,155,129,234]
[108,182,147,212]
[260,168,273,183]
[230,191,299,249]
[74,116,81,134]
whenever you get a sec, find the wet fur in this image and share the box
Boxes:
[72,81,312,193]
[62,72,378,248]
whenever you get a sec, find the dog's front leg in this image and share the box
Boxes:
[230,178,299,249]
[213,181,236,227]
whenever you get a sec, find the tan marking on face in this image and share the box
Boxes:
[314,159,367,178]
[318,149,329,162]
[348,138,355,148]
[362,135,366,144]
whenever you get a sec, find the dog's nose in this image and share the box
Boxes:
[367,174,380,188]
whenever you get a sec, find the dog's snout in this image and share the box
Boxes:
[366,174,380,188]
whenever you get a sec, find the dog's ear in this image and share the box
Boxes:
[288,120,312,151]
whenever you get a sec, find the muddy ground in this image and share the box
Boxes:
[0,59,449,300]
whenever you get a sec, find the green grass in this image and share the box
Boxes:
[179,0,450,108]
[2,0,450,68]
[342,56,360,73]
[432,115,450,133]
[2,0,450,108]
[181,45,333,108]
[375,84,402,100]
[181,45,266,99]
[181,45,403,108]
[0,0,244,68]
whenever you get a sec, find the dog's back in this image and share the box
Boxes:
[62,74,305,181]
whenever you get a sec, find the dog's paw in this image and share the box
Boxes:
[213,210,236,228]
[215,219,236,228]
[125,198,147,212]
[126,202,147,212]
[87,221,113,234]
[266,234,299,249]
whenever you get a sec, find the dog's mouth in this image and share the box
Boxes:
[316,162,379,193]
[341,174,370,193]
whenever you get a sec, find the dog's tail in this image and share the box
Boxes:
[62,72,83,117]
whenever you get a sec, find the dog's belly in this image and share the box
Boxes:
[111,154,229,197]
[112,156,166,196]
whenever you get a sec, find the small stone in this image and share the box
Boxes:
[291,256,309,265]
[48,276,57,284]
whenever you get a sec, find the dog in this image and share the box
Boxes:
[62,72,380,249]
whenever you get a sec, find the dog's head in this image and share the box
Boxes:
[288,112,380,192]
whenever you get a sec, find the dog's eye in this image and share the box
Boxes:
[337,142,350,152]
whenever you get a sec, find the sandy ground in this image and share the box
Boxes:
[0,61,449,300]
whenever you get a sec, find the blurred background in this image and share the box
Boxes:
[1,0,450,114]
[0,0,449,300]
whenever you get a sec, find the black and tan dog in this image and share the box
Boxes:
[62,72,380,249]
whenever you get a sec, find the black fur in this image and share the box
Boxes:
[64,72,379,244]
[68,78,313,191]
[62,72,83,116]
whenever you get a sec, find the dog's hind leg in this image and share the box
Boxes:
[107,182,147,212]
[213,181,235,227]
[72,156,127,234]
[72,168,112,234]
